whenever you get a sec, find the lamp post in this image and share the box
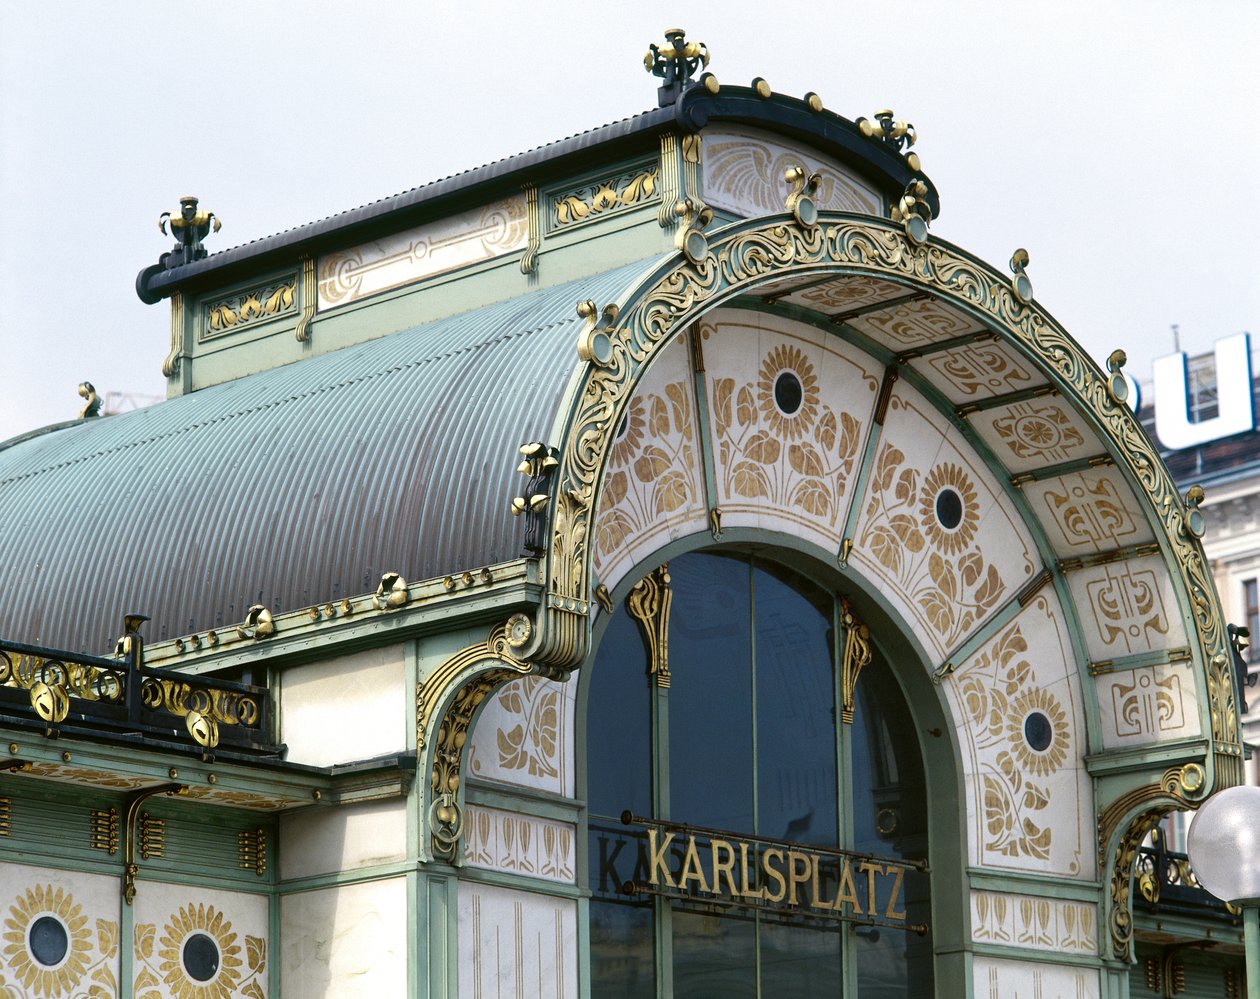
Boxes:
[1186,785,1260,999]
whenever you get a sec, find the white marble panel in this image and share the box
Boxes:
[970,890,1098,955]
[281,877,407,998]
[133,882,269,998]
[590,332,708,594]
[972,955,1100,999]
[851,385,1039,661]
[942,593,1094,879]
[317,196,527,309]
[703,308,881,550]
[0,863,120,998]
[1066,556,1188,661]
[458,882,577,999]
[970,397,1100,472]
[464,805,576,883]
[908,339,1045,403]
[1095,661,1203,748]
[1022,467,1155,557]
[702,126,882,217]
[280,798,408,880]
[280,644,406,766]
[847,295,979,352]
[468,675,576,797]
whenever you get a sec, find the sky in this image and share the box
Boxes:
[2,1,1258,440]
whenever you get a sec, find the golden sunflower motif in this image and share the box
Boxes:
[608,396,647,469]
[156,904,242,999]
[1,884,93,997]
[1007,687,1069,777]
[756,344,820,440]
[918,463,979,555]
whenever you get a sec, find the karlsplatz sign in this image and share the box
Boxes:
[1138,332,1255,451]
[605,812,928,935]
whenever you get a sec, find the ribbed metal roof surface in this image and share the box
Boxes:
[0,258,658,653]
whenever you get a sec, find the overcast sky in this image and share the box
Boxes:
[2,1,1257,440]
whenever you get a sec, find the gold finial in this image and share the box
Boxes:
[157,195,221,268]
[645,28,710,107]
[1009,248,1033,304]
[77,381,101,419]
[1106,349,1131,406]
[752,77,771,99]
[856,110,917,152]
[805,92,824,113]
[890,179,931,245]
[784,166,821,228]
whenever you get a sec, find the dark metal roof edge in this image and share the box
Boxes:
[135,85,935,304]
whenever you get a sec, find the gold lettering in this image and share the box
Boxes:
[762,847,787,903]
[739,842,763,899]
[678,835,711,894]
[649,829,676,888]
[836,858,861,914]
[858,860,883,915]
[884,865,906,921]
[809,854,833,910]
[711,839,737,897]
[787,850,811,906]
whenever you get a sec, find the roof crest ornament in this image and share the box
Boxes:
[157,195,221,270]
[645,28,711,107]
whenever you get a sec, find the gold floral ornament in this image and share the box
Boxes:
[1,885,97,997]
[131,903,265,999]
[918,463,979,556]
[1007,687,1069,777]
[756,344,820,440]
[608,396,648,469]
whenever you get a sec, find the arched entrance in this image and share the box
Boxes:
[582,547,940,997]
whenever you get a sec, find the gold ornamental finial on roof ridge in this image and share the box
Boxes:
[645,28,711,107]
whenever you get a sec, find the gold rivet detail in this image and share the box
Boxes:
[207,773,218,784]
[169,768,179,779]
[61,752,72,762]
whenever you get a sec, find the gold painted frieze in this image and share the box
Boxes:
[203,278,297,340]
[549,163,660,232]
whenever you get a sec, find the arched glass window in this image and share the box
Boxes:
[585,551,932,998]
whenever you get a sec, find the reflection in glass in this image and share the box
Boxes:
[590,902,655,999]
[672,908,757,999]
[760,919,842,999]
[586,604,650,823]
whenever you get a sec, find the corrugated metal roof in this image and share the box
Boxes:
[0,257,660,653]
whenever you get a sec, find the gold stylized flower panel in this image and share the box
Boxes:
[971,890,1097,955]
[851,390,1036,660]
[846,294,979,351]
[908,339,1044,403]
[134,900,266,999]
[1022,467,1154,558]
[589,335,707,594]
[1066,556,1187,661]
[944,595,1091,878]
[1095,663,1201,749]
[771,274,909,314]
[0,881,118,999]
[468,675,575,797]
[704,312,879,548]
[970,399,1099,473]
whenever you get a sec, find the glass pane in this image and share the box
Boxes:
[589,900,655,999]
[759,919,842,998]
[850,660,933,999]
[672,908,756,999]
[754,561,837,846]
[586,604,651,823]
[669,554,753,831]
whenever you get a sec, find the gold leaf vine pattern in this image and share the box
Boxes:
[205,280,296,336]
[552,167,660,229]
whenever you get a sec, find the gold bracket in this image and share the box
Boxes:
[123,784,186,904]
[521,183,541,273]
[784,165,821,227]
[90,807,119,854]
[0,796,11,837]
[709,506,723,541]
[627,565,673,687]
[839,598,872,723]
[295,255,316,342]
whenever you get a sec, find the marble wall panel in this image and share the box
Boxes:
[280,644,407,767]
[1094,661,1202,748]
[970,890,1098,955]
[458,882,577,999]
[702,126,882,217]
[969,397,1100,472]
[281,877,407,998]
[942,593,1094,879]
[279,798,408,881]
[1066,556,1188,661]
[317,196,527,310]
[464,805,576,884]
[851,387,1039,661]
[0,864,120,998]
[590,333,708,595]
[908,340,1046,404]
[703,309,881,551]
[134,882,269,999]
[1022,468,1155,558]
[468,675,576,797]
[972,955,1100,999]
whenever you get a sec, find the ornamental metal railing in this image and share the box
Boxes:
[0,633,274,758]
[1134,829,1241,924]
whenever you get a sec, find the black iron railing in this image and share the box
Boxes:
[1134,830,1241,924]
[0,635,274,757]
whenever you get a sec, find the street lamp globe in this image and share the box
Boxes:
[1186,785,1260,906]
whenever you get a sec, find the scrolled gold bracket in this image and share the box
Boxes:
[295,255,316,342]
[1182,485,1206,540]
[891,179,931,245]
[123,783,187,905]
[575,301,620,367]
[1009,248,1033,304]
[627,565,672,687]
[784,165,822,228]
[673,198,713,265]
